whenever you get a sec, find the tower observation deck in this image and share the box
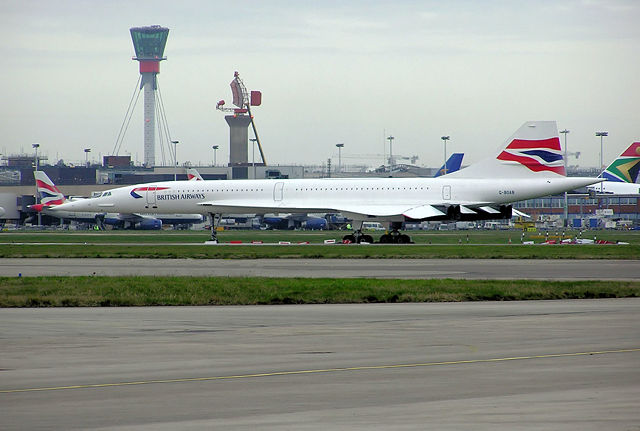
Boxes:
[130,25,169,167]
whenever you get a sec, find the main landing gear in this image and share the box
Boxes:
[342,221,412,244]
[379,231,412,244]
[342,231,374,244]
[379,221,412,244]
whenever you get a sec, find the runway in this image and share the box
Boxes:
[1,257,639,280]
[2,300,639,430]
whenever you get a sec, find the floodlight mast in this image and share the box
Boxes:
[216,71,267,166]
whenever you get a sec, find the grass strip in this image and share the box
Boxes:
[1,276,638,307]
[1,230,639,245]
[1,244,640,259]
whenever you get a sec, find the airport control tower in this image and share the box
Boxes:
[130,25,169,167]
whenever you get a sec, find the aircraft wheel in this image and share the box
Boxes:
[397,234,411,244]
[342,234,356,244]
[379,234,393,244]
[360,234,374,244]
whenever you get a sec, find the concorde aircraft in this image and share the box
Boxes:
[587,142,640,195]
[51,121,603,243]
[31,171,203,229]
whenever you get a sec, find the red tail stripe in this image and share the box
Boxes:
[621,142,640,157]
[36,179,62,194]
[506,137,562,151]
[497,152,566,175]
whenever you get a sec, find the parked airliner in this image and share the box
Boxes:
[31,171,203,229]
[587,142,640,195]
[52,121,603,243]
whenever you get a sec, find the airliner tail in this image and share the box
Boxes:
[186,168,204,181]
[600,142,640,183]
[34,171,66,207]
[447,121,566,179]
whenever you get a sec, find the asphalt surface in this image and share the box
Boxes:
[2,300,639,430]
[1,257,639,280]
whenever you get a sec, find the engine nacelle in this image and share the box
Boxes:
[138,219,162,230]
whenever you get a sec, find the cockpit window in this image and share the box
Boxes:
[102,191,112,197]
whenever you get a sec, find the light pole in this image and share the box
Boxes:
[249,139,257,179]
[171,140,179,181]
[32,143,40,171]
[84,148,91,167]
[441,136,450,175]
[387,136,394,171]
[32,143,41,226]
[212,145,219,167]
[596,131,608,193]
[336,143,344,173]
[559,129,569,227]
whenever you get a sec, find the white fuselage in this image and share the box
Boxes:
[587,181,640,195]
[41,208,104,223]
[42,208,202,225]
[53,176,601,222]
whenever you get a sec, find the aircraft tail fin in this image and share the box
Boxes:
[34,171,66,206]
[434,153,464,177]
[600,142,640,183]
[447,121,566,179]
[186,168,204,181]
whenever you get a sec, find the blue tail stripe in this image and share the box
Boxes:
[520,150,563,163]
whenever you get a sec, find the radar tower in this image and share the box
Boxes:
[216,71,265,179]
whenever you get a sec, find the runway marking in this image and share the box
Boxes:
[2,348,638,394]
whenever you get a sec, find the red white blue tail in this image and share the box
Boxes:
[447,121,566,179]
[34,171,66,206]
[186,168,204,181]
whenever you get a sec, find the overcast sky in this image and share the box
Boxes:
[1,0,638,170]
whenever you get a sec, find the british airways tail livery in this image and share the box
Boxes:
[52,121,603,243]
[34,170,67,207]
[186,168,204,181]
[587,142,640,195]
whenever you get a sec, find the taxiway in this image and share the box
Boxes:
[1,257,639,280]
[2,300,639,430]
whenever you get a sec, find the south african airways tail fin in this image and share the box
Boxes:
[600,142,640,183]
[446,121,565,179]
[434,153,464,177]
